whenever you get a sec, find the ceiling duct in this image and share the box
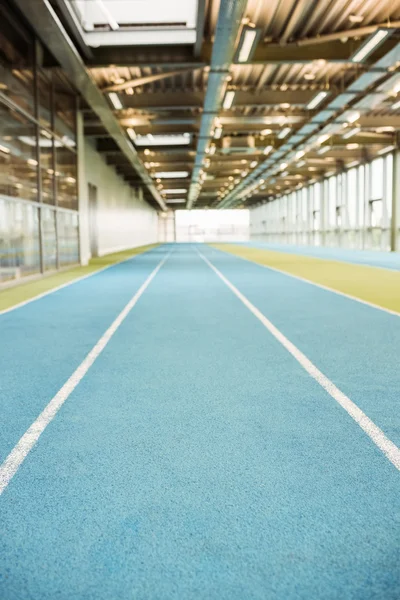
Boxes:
[186,0,248,209]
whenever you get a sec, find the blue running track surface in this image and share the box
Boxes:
[242,241,400,270]
[0,243,399,599]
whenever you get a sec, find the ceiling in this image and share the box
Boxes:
[24,0,400,209]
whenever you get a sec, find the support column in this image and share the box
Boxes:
[77,109,89,265]
[320,179,326,246]
[34,40,44,274]
[391,148,399,252]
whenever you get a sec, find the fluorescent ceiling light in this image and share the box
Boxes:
[135,134,191,146]
[261,128,272,135]
[263,145,273,155]
[163,189,187,194]
[127,128,136,141]
[318,145,330,155]
[166,199,186,203]
[154,171,189,178]
[238,28,257,63]
[347,110,360,123]
[27,158,38,166]
[108,92,123,110]
[223,90,235,109]
[250,160,258,168]
[278,127,291,139]
[346,143,359,150]
[214,127,223,139]
[392,99,400,110]
[95,0,119,30]
[378,145,396,155]
[342,126,361,139]
[296,150,305,159]
[306,91,329,110]
[0,144,10,154]
[351,29,389,63]
[317,134,330,145]
[280,162,288,170]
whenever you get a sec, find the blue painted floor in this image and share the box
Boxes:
[242,241,400,270]
[1,243,399,599]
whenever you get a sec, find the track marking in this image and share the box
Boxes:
[198,250,400,472]
[0,245,160,317]
[210,245,400,318]
[0,251,170,495]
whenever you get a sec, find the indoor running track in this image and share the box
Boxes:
[0,243,399,600]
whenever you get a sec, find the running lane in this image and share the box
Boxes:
[242,241,400,270]
[203,244,400,448]
[0,245,168,462]
[0,244,399,599]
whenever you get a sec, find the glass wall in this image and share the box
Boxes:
[249,152,396,251]
[0,5,79,286]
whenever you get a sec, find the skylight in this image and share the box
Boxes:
[69,0,199,46]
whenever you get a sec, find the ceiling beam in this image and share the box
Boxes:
[102,67,202,93]
[88,46,206,68]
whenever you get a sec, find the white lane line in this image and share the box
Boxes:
[0,251,170,496]
[198,250,400,472]
[0,245,160,317]
[210,246,400,318]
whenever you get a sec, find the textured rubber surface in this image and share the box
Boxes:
[241,241,400,271]
[212,243,400,314]
[0,243,399,599]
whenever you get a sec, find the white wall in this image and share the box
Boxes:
[78,121,158,264]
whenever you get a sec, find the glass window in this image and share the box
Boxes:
[0,10,35,116]
[385,154,393,219]
[370,157,384,200]
[56,146,78,210]
[58,211,79,265]
[37,70,53,130]
[370,200,383,228]
[0,197,40,282]
[42,207,57,270]
[328,176,336,227]
[0,104,38,202]
[347,168,357,227]
[54,73,77,145]
[39,134,55,205]
[358,165,365,227]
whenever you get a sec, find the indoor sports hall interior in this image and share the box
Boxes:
[1,0,400,598]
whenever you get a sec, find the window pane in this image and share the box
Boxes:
[37,70,53,130]
[42,207,57,270]
[347,168,357,227]
[0,198,40,283]
[54,73,77,146]
[58,211,79,265]
[56,146,78,210]
[0,11,35,116]
[370,157,384,200]
[40,134,55,205]
[0,104,38,201]
[328,176,336,227]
